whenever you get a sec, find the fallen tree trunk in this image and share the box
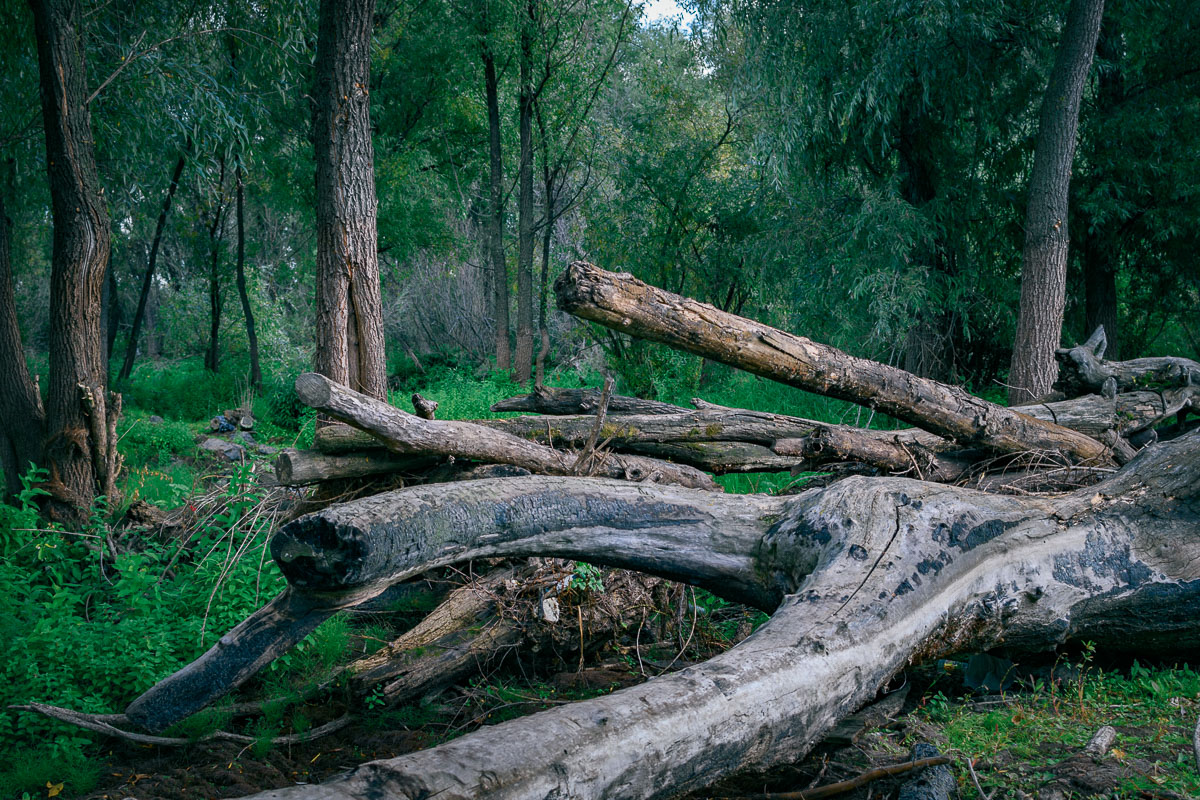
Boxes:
[555,261,1111,464]
[1057,325,1200,397]
[491,384,683,415]
[294,372,717,491]
[231,430,1199,800]
[274,448,435,486]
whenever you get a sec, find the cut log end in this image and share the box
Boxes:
[295,372,335,407]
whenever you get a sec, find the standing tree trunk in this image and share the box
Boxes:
[535,106,554,387]
[313,0,387,400]
[482,26,510,371]
[0,190,46,499]
[1008,0,1105,404]
[119,142,189,381]
[29,0,120,516]
[234,161,262,389]
[513,0,536,383]
[204,157,227,374]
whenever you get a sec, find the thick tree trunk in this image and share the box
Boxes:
[513,1,536,383]
[482,30,510,371]
[313,0,387,400]
[119,142,189,381]
[30,0,120,515]
[234,162,263,389]
[555,262,1111,464]
[0,190,46,498]
[1008,0,1106,405]
[274,448,434,486]
[221,431,1199,800]
[294,372,717,490]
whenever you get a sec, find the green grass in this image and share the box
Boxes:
[914,657,1200,799]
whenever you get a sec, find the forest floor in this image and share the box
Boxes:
[75,649,1200,800]
[5,363,1200,800]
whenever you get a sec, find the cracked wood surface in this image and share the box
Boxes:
[554,261,1111,464]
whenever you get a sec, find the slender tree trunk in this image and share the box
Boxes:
[103,261,120,364]
[1079,19,1124,360]
[29,0,120,516]
[482,33,510,370]
[513,0,536,383]
[313,0,387,400]
[535,99,554,387]
[1008,0,1105,404]
[0,190,46,498]
[204,157,227,374]
[234,162,262,389]
[119,143,189,381]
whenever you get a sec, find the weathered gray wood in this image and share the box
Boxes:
[1057,326,1200,397]
[491,384,684,415]
[555,261,1111,464]
[233,431,1199,800]
[294,372,717,491]
[274,448,433,486]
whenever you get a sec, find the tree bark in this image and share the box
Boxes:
[225,431,1199,800]
[482,22,510,371]
[119,141,189,381]
[234,161,263,389]
[294,372,718,490]
[1008,0,1106,405]
[1056,326,1200,398]
[513,0,536,383]
[204,156,227,373]
[274,448,434,486]
[0,189,46,499]
[314,0,387,400]
[29,0,120,515]
[555,262,1111,464]
[491,384,684,415]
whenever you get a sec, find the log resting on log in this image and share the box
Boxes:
[491,384,683,415]
[274,448,436,486]
[225,431,1200,800]
[555,261,1111,464]
[1057,325,1200,397]
[294,372,716,491]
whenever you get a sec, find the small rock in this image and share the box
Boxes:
[255,444,278,456]
[538,596,561,624]
[199,437,245,461]
[234,431,256,445]
[148,415,164,424]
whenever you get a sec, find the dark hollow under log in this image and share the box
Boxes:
[230,429,1199,800]
[555,261,1111,464]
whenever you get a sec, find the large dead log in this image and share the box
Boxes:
[555,261,1111,464]
[1056,326,1200,397]
[293,372,717,491]
[231,430,1199,800]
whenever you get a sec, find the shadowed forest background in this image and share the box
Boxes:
[1,0,1198,797]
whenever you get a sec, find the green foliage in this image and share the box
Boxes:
[570,561,606,593]
[119,358,246,421]
[0,466,290,795]
[117,412,196,466]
